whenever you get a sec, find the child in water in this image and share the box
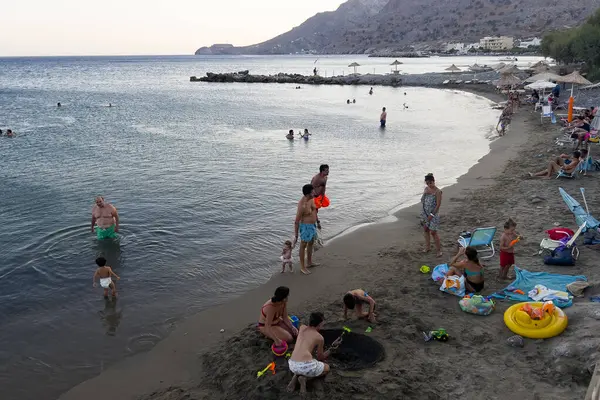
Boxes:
[281,240,294,273]
[499,218,519,281]
[93,257,120,298]
[343,289,376,323]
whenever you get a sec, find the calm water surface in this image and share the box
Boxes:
[0,55,503,399]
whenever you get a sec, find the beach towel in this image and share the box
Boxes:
[528,284,570,302]
[431,264,449,283]
[440,275,465,297]
[492,267,586,308]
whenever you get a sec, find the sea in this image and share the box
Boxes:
[0,54,543,399]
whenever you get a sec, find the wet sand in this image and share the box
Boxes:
[59,95,600,400]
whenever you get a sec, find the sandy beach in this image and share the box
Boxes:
[59,92,600,400]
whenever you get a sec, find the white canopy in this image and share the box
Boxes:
[524,80,558,90]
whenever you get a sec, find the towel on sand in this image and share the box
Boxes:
[493,267,586,308]
[528,284,570,302]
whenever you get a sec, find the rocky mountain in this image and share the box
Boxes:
[195,0,600,55]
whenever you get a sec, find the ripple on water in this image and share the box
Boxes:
[126,333,163,354]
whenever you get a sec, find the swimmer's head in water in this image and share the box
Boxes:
[304,129,309,134]
[343,293,356,310]
[289,129,294,134]
[309,312,325,328]
[272,286,290,303]
[95,196,105,207]
[319,164,329,175]
[302,184,314,197]
[382,107,386,111]
[96,257,107,267]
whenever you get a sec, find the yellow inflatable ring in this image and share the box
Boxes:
[504,302,568,339]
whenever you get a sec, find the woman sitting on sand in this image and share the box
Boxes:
[257,286,298,346]
[529,151,581,178]
[447,247,484,293]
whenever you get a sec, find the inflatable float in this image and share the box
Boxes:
[503,301,568,339]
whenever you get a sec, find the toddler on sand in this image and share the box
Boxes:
[281,240,294,273]
[499,218,519,281]
[93,257,120,298]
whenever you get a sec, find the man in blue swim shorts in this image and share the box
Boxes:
[293,184,319,275]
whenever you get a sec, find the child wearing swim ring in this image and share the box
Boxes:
[281,240,293,273]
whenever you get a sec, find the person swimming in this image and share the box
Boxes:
[57,102,61,107]
[286,129,295,140]
[346,99,350,104]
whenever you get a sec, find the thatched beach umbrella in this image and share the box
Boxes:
[390,59,403,72]
[524,72,562,83]
[556,71,592,122]
[348,62,361,74]
[495,74,522,87]
[445,64,461,74]
[498,65,520,75]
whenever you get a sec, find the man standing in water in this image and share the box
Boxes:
[92,196,120,239]
[294,184,318,275]
[380,107,387,128]
[311,164,329,230]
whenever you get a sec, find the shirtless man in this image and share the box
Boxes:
[286,312,340,394]
[380,107,387,128]
[311,164,329,230]
[91,196,120,239]
[294,184,318,275]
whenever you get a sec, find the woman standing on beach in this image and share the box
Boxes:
[420,173,442,257]
[257,286,298,346]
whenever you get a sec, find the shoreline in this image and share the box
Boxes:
[58,88,525,400]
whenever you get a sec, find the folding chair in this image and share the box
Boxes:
[458,227,497,259]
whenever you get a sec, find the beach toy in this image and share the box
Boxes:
[420,265,430,274]
[257,362,276,378]
[514,289,525,295]
[509,236,522,247]
[271,341,288,356]
[288,315,299,329]
[431,264,449,282]
[423,328,449,342]
[365,326,373,333]
[504,302,568,339]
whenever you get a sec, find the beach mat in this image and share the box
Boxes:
[492,267,587,305]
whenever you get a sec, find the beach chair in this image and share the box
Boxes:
[539,222,585,260]
[442,80,450,85]
[541,105,553,123]
[458,227,497,259]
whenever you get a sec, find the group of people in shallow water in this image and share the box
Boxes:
[0,129,16,137]
[286,128,311,141]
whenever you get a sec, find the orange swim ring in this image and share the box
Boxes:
[314,195,330,209]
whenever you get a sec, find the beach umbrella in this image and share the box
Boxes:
[494,74,522,87]
[559,187,600,231]
[390,59,403,72]
[524,72,562,83]
[556,71,592,122]
[348,62,361,74]
[524,80,557,90]
[498,65,520,74]
[445,64,461,74]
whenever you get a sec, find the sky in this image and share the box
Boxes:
[1,0,345,56]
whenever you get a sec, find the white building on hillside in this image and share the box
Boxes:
[479,36,514,50]
[445,42,466,52]
[518,37,542,48]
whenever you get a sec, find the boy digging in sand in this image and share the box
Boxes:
[343,289,376,323]
[287,312,341,394]
[93,257,120,298]
[499,218,519,281]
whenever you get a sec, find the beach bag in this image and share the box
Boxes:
[432,264,449,283]
[543,247,575,266]
[440,275,465,297]
[546,227,574,241]
[459,295,495,316]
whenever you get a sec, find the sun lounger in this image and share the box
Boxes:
[455,80,463,84]
[539,222,585,260]
[442,80,450,85]
[541,105,553,123]
[458,227,497,259]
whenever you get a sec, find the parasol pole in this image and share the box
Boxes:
[580,187,590,215]
[568,84,574,123]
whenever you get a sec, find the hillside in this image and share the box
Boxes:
[195,0,600,55]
